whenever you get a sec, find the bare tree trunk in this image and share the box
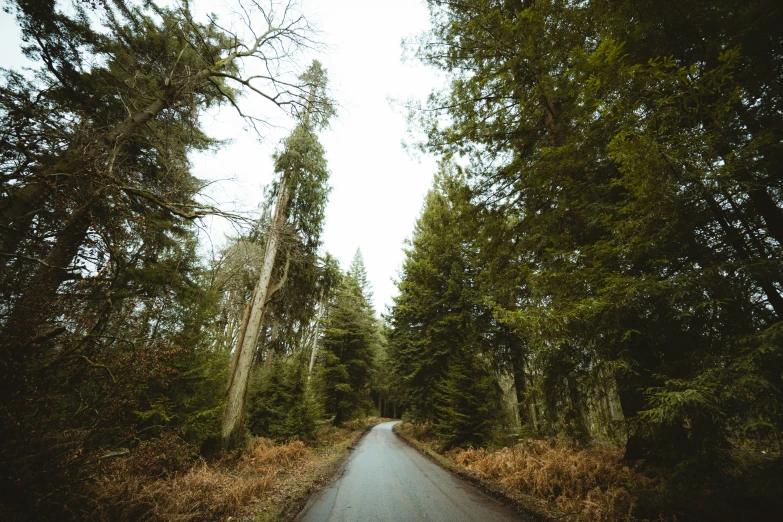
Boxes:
[221,180,289,448]
[225,290,257,394]
[308,291,325,375]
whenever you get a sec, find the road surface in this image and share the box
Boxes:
[297,421,524,522]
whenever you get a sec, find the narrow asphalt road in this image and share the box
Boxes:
[296,421,525,522]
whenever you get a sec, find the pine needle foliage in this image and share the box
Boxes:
[407,0,783,467]
[316,257,379,425]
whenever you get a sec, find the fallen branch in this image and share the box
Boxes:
[100,449,130,459]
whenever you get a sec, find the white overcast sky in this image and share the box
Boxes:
[0,0,442,315]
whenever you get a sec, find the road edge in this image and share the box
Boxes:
[392,424,562,522]
[281,421,384,522]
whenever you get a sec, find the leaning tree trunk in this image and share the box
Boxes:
[308,291,325,375]
[221,179,290,448]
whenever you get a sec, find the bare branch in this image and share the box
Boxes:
[120,186,253,224]
[0,251,53,268]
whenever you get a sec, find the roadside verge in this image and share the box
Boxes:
[392,423,564,522]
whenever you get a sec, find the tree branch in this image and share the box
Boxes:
[266,251,291,303]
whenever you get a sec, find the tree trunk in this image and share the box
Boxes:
[747,187,783,248]
[703,192,783,317]
[308,292,325,374]
[510,348,530,425]
[225,291,257,394]
[0,183,48,277]
[221,180,290,448]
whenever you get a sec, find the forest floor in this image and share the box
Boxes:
[83,417,392,522]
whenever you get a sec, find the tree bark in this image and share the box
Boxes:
[225,291,257,395]
[221,180,290,448]
[0,183,47,259]
[308,291,325,375]
[510,347,530,425]
[703,192,783,317]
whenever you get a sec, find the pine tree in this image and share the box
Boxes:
[317,261,379,425]
[222,60,334,448]
[0,2,322,516]
[434,345,502,448]
[348,248,374,309]
[388,163,505,442]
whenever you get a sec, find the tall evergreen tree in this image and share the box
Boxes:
[223,60,334,448]
[348,248,374,308]
[388,164,504,446]
[317,258,379,425]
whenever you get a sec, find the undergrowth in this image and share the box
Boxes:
[79,418,388,521]
[397,422,664,522]
[85,435,310,521]
[448,440,659,522]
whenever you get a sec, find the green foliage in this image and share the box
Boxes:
[434,346,503,448]
[247,350,322,441]
[0,1,318,518]
[389,165,512,441]
[405,0,783,468]
[317,257,379,425]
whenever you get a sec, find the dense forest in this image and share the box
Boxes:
[1,0,782,521]
[0,1,386,519]
[388,0,783,520]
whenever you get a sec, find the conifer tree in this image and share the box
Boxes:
[317,258,379,425]
[0,1,321,515]
[348,248,374,308]
[389,163,504,444]
[222,61,334,448]
[411,0,783,462]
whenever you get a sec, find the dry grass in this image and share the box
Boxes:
[86,436,311,522]
[240,437,310,469]
[446,439,662,522]
[82,422,383,522]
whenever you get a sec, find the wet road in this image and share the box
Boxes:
[296,421,524,522]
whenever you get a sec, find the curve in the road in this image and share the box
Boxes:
[296,421,525,522]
